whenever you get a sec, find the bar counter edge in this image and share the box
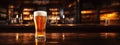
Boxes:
[0,24,120,33]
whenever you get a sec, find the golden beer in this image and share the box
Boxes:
[34,11,47,39]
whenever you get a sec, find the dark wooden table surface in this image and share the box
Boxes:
[0,32,120,45]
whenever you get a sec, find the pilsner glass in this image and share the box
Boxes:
[34,11,47,41]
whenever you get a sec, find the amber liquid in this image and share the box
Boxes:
[34,15,47,37]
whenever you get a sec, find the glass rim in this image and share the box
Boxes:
[34,11,47,16]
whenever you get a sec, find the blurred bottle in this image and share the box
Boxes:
[10,14,23,24]
[18,14,23,24]
[10,15,18,24]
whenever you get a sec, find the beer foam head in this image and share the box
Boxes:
[34,11,47,16]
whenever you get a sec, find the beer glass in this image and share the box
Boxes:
[34,11,47,41]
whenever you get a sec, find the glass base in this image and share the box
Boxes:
[35,36,46,42]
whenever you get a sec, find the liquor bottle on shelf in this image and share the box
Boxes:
[18,14,23,24]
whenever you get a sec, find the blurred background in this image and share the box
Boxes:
[0,0,120,24]
[0,0,120,25]
[0,0,120,32]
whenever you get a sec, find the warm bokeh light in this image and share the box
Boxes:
[30,15,33,19]
[23,15,33,20]
[49,8,58,11]
[68,1,76,7]
[23,12,30,15]
[52,12,59,15]
[81,10,95,14]
[100,12,118,20]
[23,8,34,12]
[24,8,29,11]
[23,8,34,11]
[48,16,60,20]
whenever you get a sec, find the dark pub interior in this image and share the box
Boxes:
[0,0,120,45]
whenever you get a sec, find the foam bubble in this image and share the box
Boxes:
[34,11,47,16]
